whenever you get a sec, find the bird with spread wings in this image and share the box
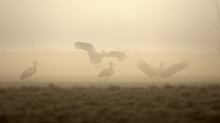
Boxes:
[137,59,188,80]
[74,42,127,65]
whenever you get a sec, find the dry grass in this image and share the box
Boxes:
[0,83,220,123]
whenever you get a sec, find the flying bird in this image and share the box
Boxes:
[74,42,127,65]
[137,59,188,80]
[20,60,40,80]
[98,62,116,79]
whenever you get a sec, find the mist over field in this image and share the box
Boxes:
[0,50,220,84]
[1,0,220,123]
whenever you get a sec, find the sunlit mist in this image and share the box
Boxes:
[0,0,220,83]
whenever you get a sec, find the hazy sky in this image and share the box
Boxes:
[1,0,220,82]
[0,0,220,52]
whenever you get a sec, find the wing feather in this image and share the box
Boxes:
[137,59,156,77]
[103,51,127,61]
[161,61,187,78]
[74,42,101,64]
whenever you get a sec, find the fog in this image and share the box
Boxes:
[0,50,220,83]
[0,0,220,83]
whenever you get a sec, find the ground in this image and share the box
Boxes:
[0,83,220,123]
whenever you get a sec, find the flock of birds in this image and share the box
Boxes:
[20,42,188,81]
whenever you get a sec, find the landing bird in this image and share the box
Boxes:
[98,62,116,79]
[74,42,127,65]
[137,59,188,79]
[20,60,40,80]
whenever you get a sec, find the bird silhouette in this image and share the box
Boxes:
[20,60,40,80]
[137,59,187,80]
[98,62,116,79]
[74,42,127,65]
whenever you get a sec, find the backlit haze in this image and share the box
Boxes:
[0,0,220,83]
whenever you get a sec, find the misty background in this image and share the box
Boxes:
[0,0,220,82]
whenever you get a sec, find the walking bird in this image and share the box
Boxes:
[137,59,187,80]
[98,62,116,79]
[20,60,40,80]
[74,42,127,65]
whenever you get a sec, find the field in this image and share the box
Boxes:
[0,83,220,123]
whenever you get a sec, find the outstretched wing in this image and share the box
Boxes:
[103,51,127,61]
[137,59,156,77]
[74,42,95,51]
[74,42,101,64]
[161,61,188,78]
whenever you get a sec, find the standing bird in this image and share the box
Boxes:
[20,60,40,80]
[137,59,188,80]
[98,62,116,79]
[74,42,127,65]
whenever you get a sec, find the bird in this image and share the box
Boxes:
[74,42,127,65]
[137,59,188,80]
[20,60,40,80]
[98,62,116,79]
